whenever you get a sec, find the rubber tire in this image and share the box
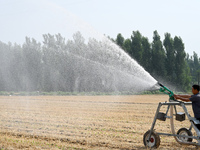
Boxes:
[143,130,160,148]
[177,128,193,142]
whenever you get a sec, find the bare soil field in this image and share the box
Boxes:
[0,95,197,149]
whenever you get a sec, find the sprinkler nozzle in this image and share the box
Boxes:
[157,82,164,87]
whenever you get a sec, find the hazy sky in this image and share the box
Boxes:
[0,0,199,56]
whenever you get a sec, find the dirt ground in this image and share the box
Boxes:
[0,95,198,149]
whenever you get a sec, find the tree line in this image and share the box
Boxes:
[0,31,199,93]
[115,30,200,91]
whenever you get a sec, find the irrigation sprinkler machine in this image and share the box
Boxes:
[143,82,200,148]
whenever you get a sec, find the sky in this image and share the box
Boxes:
[0,0,199,56]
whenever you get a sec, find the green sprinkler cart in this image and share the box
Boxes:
[143,83,200,148]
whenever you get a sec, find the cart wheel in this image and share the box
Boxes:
[143,130,160,148]
[177,128,193,142]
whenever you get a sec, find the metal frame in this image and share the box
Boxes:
[147,99,200,146]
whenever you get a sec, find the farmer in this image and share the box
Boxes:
[174,85,200,122]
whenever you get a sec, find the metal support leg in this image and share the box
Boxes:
[147,102,162,141]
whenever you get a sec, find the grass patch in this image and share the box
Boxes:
[0,90,166,96]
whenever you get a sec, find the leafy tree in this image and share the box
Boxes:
[123,38,132,54]
[174,36,187,89]
[151,30,166,78]
[10,43,24,91]
[193,52,200,84]
[0,42,7,90]
[116,33,124,48]
[42,33,59,91]
[42,33,70,92]
[183,61,192,91]
[0,42,12,91]
[163,33,175,82]
[130,31,143,63]
[141,37,152,72]
[22,37,42,91]
[193,52,199,70]
[197,70,200,85]
[188,52,200,85]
